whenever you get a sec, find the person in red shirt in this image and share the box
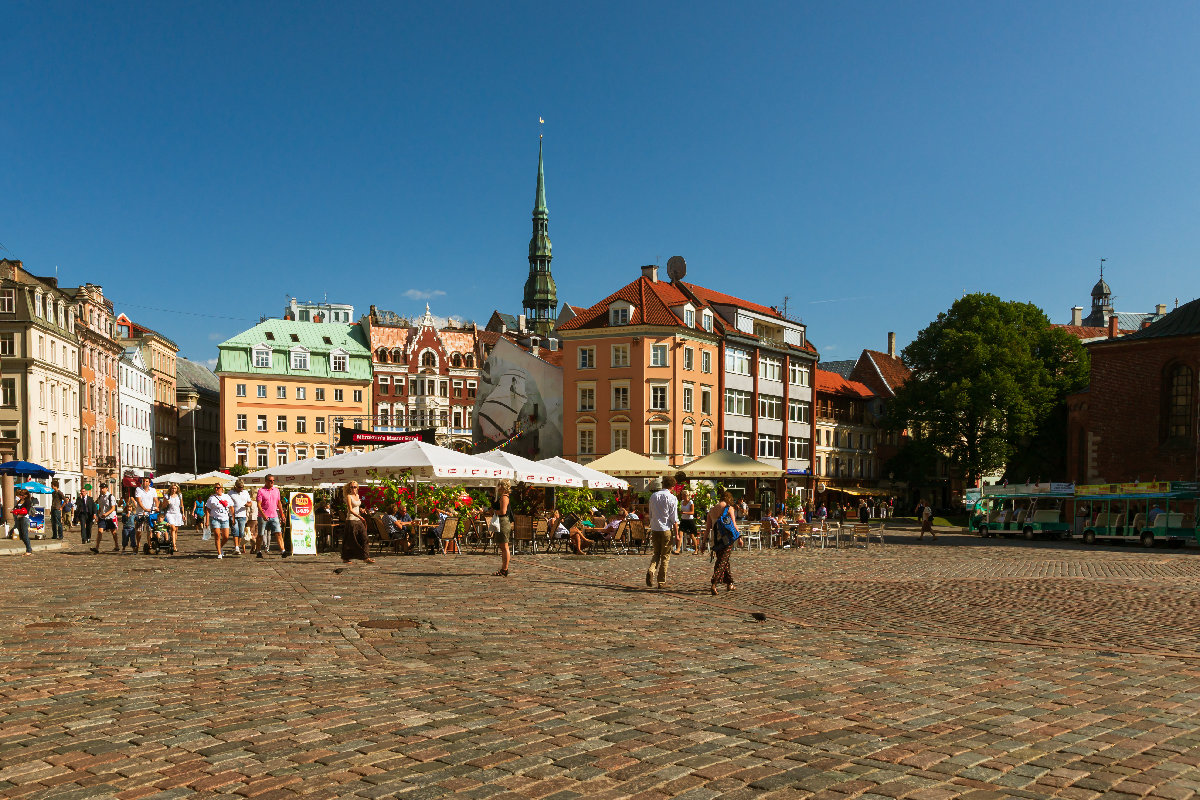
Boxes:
[255,475,288,559]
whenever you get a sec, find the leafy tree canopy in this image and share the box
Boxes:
[887,293,1089,483]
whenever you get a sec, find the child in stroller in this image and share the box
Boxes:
[148,514,175,555]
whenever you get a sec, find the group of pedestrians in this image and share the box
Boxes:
[198,475,289,559]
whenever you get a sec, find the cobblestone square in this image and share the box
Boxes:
[2,532,1199,799]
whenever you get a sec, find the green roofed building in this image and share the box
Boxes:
[215,319,372,470]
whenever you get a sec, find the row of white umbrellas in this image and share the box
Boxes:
[238,440,630,490]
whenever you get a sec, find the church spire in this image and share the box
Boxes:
[523,134,557,337]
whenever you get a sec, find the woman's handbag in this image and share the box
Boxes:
[488,514,501,535]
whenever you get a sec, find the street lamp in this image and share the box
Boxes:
[187,403,200,478]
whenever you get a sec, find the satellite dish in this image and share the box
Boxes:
[666,255,687,282]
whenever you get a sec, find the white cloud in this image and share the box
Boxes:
[207,332,224,341]
[403,289,447,301]
[204,358,218,369]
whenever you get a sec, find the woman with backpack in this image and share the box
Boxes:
[707,490,739,595]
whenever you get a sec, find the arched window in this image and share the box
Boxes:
[376,348,388,363]
[422,351,437,368]
[450,353,463,368]
[1165,363,1194,439]
[391,348,404,364]
[464,354,474,369]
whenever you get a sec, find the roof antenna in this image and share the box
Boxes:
[1100,257,1106,281]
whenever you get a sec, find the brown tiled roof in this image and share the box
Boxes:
[476,330,502,346]
[1054,324,1130,340]
[682,282,782,319]
[861,350,911,394]
[557,276,708,331]
[815,368,873,399]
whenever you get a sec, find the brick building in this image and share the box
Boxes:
[1067,298,1200,484]
[65,284,123,491]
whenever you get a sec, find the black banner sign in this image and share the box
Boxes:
[336,427,436,446]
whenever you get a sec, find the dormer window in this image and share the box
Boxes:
[46,300,55,325]
[330,349,349,372]
[611,307,629,325]
[58,302,66,326]
[702,311,713,332]
[252,345,272,368]
[34,292,44,318]
[290,347,310,370]
[684,308,695,328]
[265,331,275,340]
[290,333,299,342]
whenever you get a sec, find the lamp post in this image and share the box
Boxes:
[188,403,200,479]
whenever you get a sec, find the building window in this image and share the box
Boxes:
[611,344,630,368]
[296,386,306,400]
[650,384,668,411]
[610,307,629,325]
[578,428,595,455]
[725,389,752,416]
[257,384,267,398]
[315,388,325,401]
[294,416,306,434]
[612,426,629,451]
[316,447,327,459]
[467,381,477,398]
[452,379,462,397]
[334,389,343,402]
[236,414,247,431]
[291,350,309,370]
[421,351,437,368]
[0,289,13,313]
[788,399,810,424]
[701,430,711,456]
[296,447,307,460]
[578,386,595,412]
[315,417,326,434]
[702,311,713,331]
[724,430,751,456]
[684,308,695,328]
[257,448,268,468]
[277,415,287,432]
[331,353,348,372]
[236,446,248,466]
[683,385,693,412]
[277,386,287,399]
[701,387,712,415]
[650,344,668,367]
[683,427,694,457]
[34,292,43,317]
[789,363,810,386]
[787,436,809,461]
[257,414,267,432]
[1166,364,1194,439]
[0,378,15,407]
[0,332,12,357]
[759,394,783,420]
[578,347,595,369]
[236,383,246,397]
[649,427,667,457]
[701,351,711,373]
[253,347,271,368]
[759,355,782,382]
[277,448,288,466]
[353,389,363,403]
[438,381,448,397]
[612,385,630,411]
[683,347,694,371]
[725,348,750,375]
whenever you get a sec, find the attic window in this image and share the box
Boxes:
[265,332,275,340]
[610,307,630,326]
[290,333,299,342]
[323,336,333,345]
[702,311,713,332]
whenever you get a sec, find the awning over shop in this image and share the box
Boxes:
[584,449,673,478]
[679,449,784,479]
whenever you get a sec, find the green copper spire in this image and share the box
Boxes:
[523,136,557,337]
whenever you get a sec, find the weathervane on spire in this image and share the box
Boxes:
[539,116,544,140]
[1100,257,1106,280]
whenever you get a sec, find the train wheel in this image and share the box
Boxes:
[1140,531,1154,548]
[1023,526,1034,540]
[1083,529,1096,545]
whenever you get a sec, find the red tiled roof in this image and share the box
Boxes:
[476,330,502,346]
[1053,324,1132,340]
[681,282,782,319]
[861,350,911,393]
[815,368,873,399]
[557,276,706,331]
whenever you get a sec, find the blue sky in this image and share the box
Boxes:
[5,1,1200,366]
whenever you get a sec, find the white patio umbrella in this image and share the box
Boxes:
[476,451,583,487]
[538,457,630,490]
[311,440,514,485]
[153,472,196,485]
[242,456,327,486]
[181,470,236,487]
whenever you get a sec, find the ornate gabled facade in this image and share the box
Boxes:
[522,139,557,338]
[364,305,485,451]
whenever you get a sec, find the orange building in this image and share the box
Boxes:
[66,284,122,490]
[557,265,722,466]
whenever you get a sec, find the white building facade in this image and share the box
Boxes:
[118,347,154,478]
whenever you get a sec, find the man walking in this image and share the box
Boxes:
[645,475,680,590]
[78,486,97,545]
[256,475,289,558]
[92,485,119,553]
[133,476,157,552]
[50,480,65,540]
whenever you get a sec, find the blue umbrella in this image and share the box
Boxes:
[0,460,55,478]
[16,481,54,494]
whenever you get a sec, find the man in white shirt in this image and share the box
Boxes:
[133,477,158,552]
[645,475,680,589]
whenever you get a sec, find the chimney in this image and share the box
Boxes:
[1108,315,1120,339]
[1070,306,1083,326]
[517,314,527,332]
[641,265,658,282]
[1156,303,1167,315]
[887,332,896,358]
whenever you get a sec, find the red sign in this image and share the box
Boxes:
[336,427,435,446]
[291,493,313,517]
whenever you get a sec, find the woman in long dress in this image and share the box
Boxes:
[340,481,374,564]
[708,490,738,595]
[163,483,184,554]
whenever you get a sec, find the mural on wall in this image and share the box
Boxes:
[472,337,563,459]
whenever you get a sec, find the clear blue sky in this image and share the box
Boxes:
[5,1,1200,367]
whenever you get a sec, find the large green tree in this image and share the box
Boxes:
[887,293,1089,484]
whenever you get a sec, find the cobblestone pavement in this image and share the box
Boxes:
[2,530,1199,799]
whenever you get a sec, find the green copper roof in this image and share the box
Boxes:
[525,138,557,337]
[215,319,372,381]
[534,138,547,219]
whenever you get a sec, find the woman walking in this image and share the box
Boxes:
[708,490,739,595]
[204,483,232,558]
[492,479,512,576]
[339,481,373,564]
[162,483,184,554]
[12,487,34,555]
[679,488,699,554]
[228,479,251,555]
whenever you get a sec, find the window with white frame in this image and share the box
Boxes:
[0,289,13,313]
[276,415,287,432]
[236,446,248,466]
[759,355,782,382]
[236,383,246,397]
[467,380,477,398]
[650,383,668,411]
[610,344,630,368]
[701,429,711,456]
[315,417,326,434]
[334,389,343,402]
[331,353,348,372]
[788,399,810,423]
[296,386,306,400]
[758,434,782,459]
[578,427,595,455]
[316,447,327,459]
[725,348,750,375]
[277,386,287,399]
[257,448,268,468]
[611,426,629,451]
[702,311,713,331]
[256,414,267,432]
[724,430,751,455]
[277,447,288,466]
[291,349,309,370]
[702,351,712,373]
[725,389,752,416]
[759,394,783,420]
[296,416,307,433]
[0,332,12,356]
[578,385,595,411]
[610,306,630,325]
[315,388,325,401]
[578,347,595,369]
[257,384,267,398]
[236,414,247,431]
[683,427,694,457]
[296,447,307,460]
[682,384,693,412]
[701,386,712,415]
[253,346,271,368]
[683,347,693,370]
[611,384,630,411]
[650,344,668,367]
[683,308,695,328]
[649,427,668,457]
[788,437,810,460]
[789,362,810,386]
[353,389,363,403]
[34,292,43,317]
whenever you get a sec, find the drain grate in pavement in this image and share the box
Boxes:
[358,619,418,630]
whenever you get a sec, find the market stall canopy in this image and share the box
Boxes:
[311,440,515,484]
[154,472,197,485]
[583,449,672,478]
[476,451,582,487]
[679,449,784,479]
[15,481,53,493]
[242,457,326,486]
[538,457,629,490]
[182,471,236,487]
[0,460,55,477]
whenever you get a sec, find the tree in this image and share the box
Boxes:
[887,294,1089,485]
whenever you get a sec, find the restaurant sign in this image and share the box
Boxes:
[336,427,435,446]
[289,491,317,555]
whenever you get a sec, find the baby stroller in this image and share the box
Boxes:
[148,515,175,555]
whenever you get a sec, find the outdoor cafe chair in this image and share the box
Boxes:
[512,514,535,554]
[791,521,813,549]
[742,523,763,551]
[437,514,460,555]
[625,519,648,554]
[371,514,403,555]
[532,517,551,553]
[848,524,870,549]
